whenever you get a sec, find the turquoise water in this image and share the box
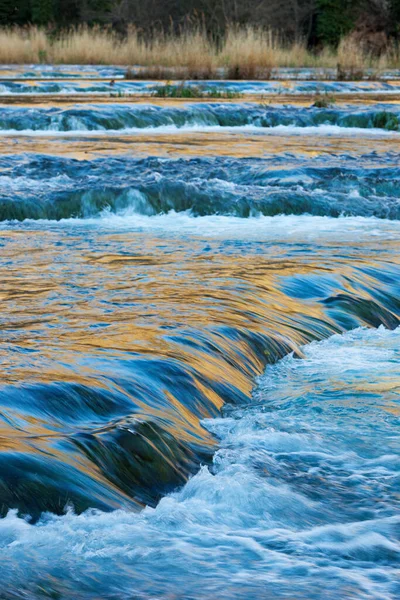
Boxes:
[0,77,399,599]
[3,326,399,598]
[0,103,400,132]
[1,65,400,95]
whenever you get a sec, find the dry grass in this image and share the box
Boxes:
[145,29,217,78]
[336,36,374,79]
[221,27,338,75]
[0,27,48,63]
[51,27,123,64]
[0,25,399,77]
[221,27,276,79]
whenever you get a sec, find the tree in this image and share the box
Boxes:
[390,0,400,28]
[316,0,359,46]
[80,0,114,24]
[31,0,54,25]
[0,0,31,24]
[54,0,82,25]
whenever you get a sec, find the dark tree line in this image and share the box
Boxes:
[1,0,400,48]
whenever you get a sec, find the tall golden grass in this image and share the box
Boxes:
[0,25,399,76]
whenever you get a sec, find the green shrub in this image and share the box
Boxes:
[312,92,336,108]
[373,111,399,130]
[316,0,359,47]
[150,84,242,99]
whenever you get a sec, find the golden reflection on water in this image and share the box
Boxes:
[0,95,399,510]
[0,227,398,430]
[2,91,400,107]
[0,131,398,161]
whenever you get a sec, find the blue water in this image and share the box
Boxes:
[0,103,400,132]
[1,70,400,95]
[0,73,399,599]
[1,151,400,220]
[1,65,400,80]
[1,326,399,598]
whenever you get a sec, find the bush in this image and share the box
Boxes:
[372,111,399,130]
[312,92,336,108]
[150,84,241,99]
[316,0,359,47]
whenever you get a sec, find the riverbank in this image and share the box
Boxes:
[1,25,400,78]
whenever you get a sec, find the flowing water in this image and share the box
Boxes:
[0,70,399,599]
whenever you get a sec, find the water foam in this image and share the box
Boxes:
[4,213,400,243]
[1,326,399,599]
[0,104,400,136]
[1,153,400,221]
[1,123,399,139]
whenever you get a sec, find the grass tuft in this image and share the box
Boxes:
[150,84,242,98]
[372,111,399,130]
[312,92,337,108]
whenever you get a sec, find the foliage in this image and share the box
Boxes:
[391,0,400,32]
[54,0,81,26]
[372,110,399,130]
[312,91,336,107]
[316,0,359,47]
[32,0,54,25]
[0,0,399,48]
[0,0,31,24]
[150,84,242,98]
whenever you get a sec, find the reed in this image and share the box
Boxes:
[221,27,276,79]
[51,27,123,64]
[0,26,48,64]
[0,25,398,78]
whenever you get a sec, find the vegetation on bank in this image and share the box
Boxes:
[0,25,400,78]
[150,84,242,98]
[312,92,337,108]
[1,1,400,51]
